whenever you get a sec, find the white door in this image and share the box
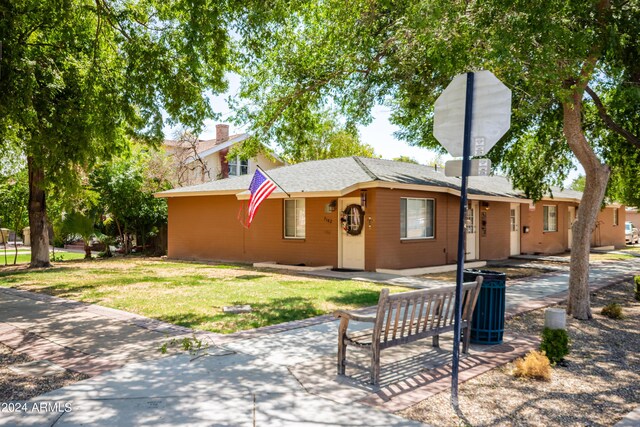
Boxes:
[510,203,521,256]
[338,197,365,270]
[466,201,479,261]
[568,206,576,249]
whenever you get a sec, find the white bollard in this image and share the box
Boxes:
[544,308,567,330]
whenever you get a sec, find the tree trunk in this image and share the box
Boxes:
[563,92,611,320]
[28,157,51,268]
[83,241,92,259]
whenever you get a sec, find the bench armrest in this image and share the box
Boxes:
[334,310,376,323]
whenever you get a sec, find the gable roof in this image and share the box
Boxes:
[191,133,250,162]
[155,156,583,203]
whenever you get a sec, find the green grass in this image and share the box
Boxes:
[589,252,635,261]
[0,251,85,265]
[0,258,410,334]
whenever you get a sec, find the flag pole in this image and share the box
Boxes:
[256,165,290,198]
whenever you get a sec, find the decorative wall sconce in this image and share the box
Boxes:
[523,226,530,233]
[481,201,490,211]
[325,199,337,213]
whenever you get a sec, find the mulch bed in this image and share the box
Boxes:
[0,343,88,402]
[400,280,640,426]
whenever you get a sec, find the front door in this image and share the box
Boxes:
[466,201,479,261]
[510,203,521,256]
[568,206,576,249]
[338,197,365,270]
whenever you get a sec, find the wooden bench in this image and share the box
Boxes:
[334,277,483,385]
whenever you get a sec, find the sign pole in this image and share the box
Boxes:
[451,72,474,409]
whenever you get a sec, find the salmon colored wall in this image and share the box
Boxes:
[369,190,513,269]
[520,201,576,254]
[627,211,640,227]
[168,195,339,266]
[168,191,616,270]
[362,190,377,271]
[479,201,512,261]
[370,189,454,270]
[592,207,626,248]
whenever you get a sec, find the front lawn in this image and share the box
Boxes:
[0,258,409,333]
[0,250,86,266]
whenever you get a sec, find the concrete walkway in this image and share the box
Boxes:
[1,258,639,426]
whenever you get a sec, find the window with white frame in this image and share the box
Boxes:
[284,199,305,238]
[228,156,249,176]
[543,205,558,232]
[401,198,435,239]
[613,208,619,226]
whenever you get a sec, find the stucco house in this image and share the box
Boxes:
[164,124,284,186]
[626,207,640,227]
[156,157,625,272]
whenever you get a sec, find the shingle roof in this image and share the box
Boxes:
[155,156,583,202]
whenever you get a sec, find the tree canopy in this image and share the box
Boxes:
[233,0,640,318]
[0,0,236,266]
[269,109,377,163]
[91,146,171,254]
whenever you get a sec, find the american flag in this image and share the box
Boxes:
[246,169,278,226]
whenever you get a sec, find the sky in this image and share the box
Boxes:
[163,73,448,166]
[163,73,582,185]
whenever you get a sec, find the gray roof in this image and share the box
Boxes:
[156,156,583,202]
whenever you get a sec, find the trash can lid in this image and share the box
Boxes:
[463,268,507,279]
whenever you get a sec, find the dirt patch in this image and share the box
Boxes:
[400,280,640,426]
[0,343,88,402]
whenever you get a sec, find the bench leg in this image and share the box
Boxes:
[432,335,440,348]
[462,326,471,354]
[337,318,348,376]
[370,343,381,385]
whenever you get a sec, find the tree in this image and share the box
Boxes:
[91,147,171,255]
[393,156,419,164]
[0,169,29,265]
[570,175,586,192]
[272,110,377,163]
[61,211,97,259]
[0,0,234,267]
[167,130,212,186]
[234,0,640,319]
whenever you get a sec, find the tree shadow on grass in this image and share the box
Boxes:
[233,274,268,281]
[326,289,381,307]
[157,297,325,334]
[0,266,67,279]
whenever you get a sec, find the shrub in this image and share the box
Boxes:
[601,302,624,319]
[513,350,551,381]
[540,328,570,363]
[634,276,640,302]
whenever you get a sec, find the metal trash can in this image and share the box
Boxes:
[463,269,506,345]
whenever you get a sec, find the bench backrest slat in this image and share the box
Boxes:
[383,300,393,343]
[373,278,483,345]
[391,300,401,340]
[407,296,418,337]
[414,295,425,335]
[423,294,434,333]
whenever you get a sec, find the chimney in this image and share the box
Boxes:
[216,124,229,144]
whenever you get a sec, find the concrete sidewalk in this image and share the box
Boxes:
[1,258,638,426]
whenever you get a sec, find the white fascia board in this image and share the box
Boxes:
[154,189,245,198]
